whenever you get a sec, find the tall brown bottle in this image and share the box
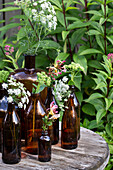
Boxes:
[0,83,8,152]
[10,55,47,139]
[25,93,46,155]
[2,103,21,164]
[44,87,59,145]
[61,91,78,149]
[71,86,81,140]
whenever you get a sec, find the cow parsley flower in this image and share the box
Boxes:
[2,76,31,109]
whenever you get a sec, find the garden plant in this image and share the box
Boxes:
[0,0,113,169]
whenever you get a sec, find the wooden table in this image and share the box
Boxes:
[0,127,110,170]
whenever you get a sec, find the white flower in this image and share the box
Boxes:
[24,104,26,110]
[33,2,37,6]
[41,3,46,10]
[32,9,36,13]
[27,90,31,97]
[48,22,52,28]
[7,96,13,103]
[62,76,68,83]
[26,96,29,104]
[2,83,8,89]
[21,97,26,104]
[8,89,14,95]
[65,106,68,109]
[18,102,23,108]
[14,89,21,95]
[47,14,52,20]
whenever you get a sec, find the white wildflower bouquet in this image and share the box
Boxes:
[14,0,57,55]
[2,76,31,110]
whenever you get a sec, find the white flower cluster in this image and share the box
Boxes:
[14,0,57,30]
[32,0,57,30]
[53,76,71,111]
[14,0,33,7]
[2,77,31,110]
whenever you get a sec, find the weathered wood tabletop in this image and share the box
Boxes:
[0,127,110,170]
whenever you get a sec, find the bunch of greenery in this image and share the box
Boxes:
[0,70,9,83]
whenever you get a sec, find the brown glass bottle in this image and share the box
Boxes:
[44,87,59,145]
[0,84,8,152]
[61,92,78,149]
[10,55,47,139]
[2,103,21,164]
[71,86,81,140]
[25,93,46,155]
[38,130,51,162]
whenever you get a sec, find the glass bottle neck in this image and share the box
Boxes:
[7,103,15,113]
[25,55,35,69]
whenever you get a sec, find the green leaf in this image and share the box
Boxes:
[17,27,26,41]
[62,31,70,41]
[105,98,112,111]
[75,91,83,105]
[0,23,23,31]
[70,28,86,50]
[55,53,69,63]
[95,82,107,90]
[49,0,62,9]
[74,75,82,90]
[88,120,104,130]
[88,60,103,69]
[88,99,104,111]
[73,54,87,74]
[84,93,104,102]
[66,7,78,11]
[107,36,113,45]
[0,7,19,12]
[82,104,95,116]
[87,30,101,36]
[67,21,92,30]
[85,10,102,16]
[105,124,113,139]
[96,109,106,123]
[79,49,103,55]
[37,40,61,50]
[56,11,65,27]
[95,35,104,52]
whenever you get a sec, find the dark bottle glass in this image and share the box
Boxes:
[38,130,51,162]
[25,93,46,155]
[10,55,47,139]
[71,86,81,140]
[61,91,78,149]
[44,87,59,145]
[2,102,21,164]
[0,83,8,152]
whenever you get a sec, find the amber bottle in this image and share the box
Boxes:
[25,93,46,155]
[2,103,21,164]
[71,86,81,140]
[61,91,78,149]
[0,84,8,152]
[45,87,59,145]
[10,55,47,139]
[38,130,51,162]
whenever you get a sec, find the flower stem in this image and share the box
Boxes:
[28,19,39,41]
[84,0,92,50]
[104,0,107,55]
[62,0,73,61]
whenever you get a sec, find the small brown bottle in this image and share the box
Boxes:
[61,91,78,149]
[38,130,51,162]
[44,87,59,145]
[25,93,46,155]
[71,86,81,140]
[2,103,21,164]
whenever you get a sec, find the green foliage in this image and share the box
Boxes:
[0,70,9,83]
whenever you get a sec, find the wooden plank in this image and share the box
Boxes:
[0,127,110,170]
